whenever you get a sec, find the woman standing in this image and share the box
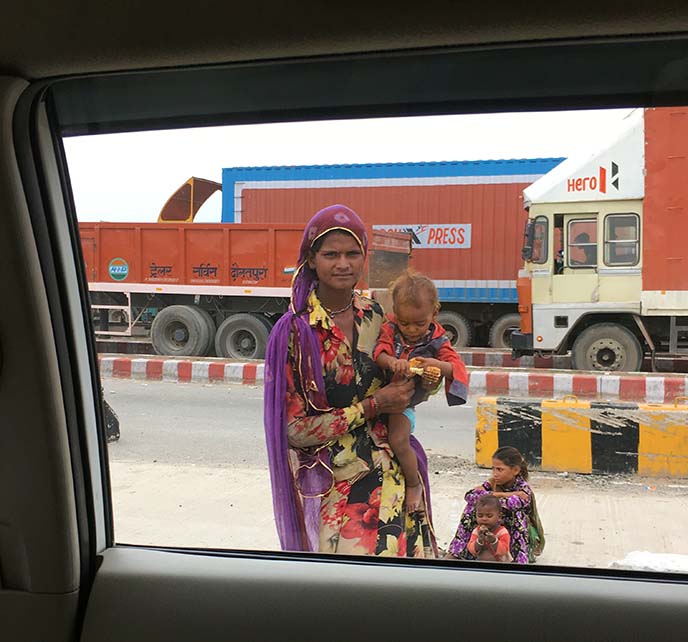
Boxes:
[264,204,438,557]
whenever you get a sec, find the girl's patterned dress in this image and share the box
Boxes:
[448,476,533,564]
[285,290,436,557]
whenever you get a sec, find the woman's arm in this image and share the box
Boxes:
[497,480,532,511]
[491,491,528,500]
[285,359,366,448]
[464,480,491,501]
[286,361,415,448]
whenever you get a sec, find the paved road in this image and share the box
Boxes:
[103,378,688,571]
[103,378,478,467]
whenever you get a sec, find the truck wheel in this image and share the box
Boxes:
[150,305,211,357]
[192,306,216,356]
[215,313,270,360]
[437,311,473,348]
[257,314,275,333]
[571,323,643,372]
[489,313,522,349]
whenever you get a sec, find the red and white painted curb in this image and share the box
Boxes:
[95,343,688,374]
[466,370,688,404]
[457,349,688,374]
[99,356,688,404]
[99,356,264,385]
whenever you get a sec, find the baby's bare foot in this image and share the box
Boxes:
[406,483,423,513]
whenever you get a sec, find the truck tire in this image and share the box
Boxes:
[150,305,211,357]
[215,313,270,360]
[192,306,216,356]
[257,314,275,334]
[571,323,643,372]
[489,313,522,349]
[437,311,473,348]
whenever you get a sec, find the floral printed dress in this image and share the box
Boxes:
[285,290,437,557]
[448,476,533,564]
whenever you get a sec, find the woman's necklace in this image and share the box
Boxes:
[320,292,354,317]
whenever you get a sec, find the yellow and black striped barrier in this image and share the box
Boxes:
[476,396,688,477]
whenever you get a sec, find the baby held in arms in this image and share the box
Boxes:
[373,269,468,513]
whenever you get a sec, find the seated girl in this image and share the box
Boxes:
[446,446,545,564]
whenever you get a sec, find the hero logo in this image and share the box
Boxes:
[372,224,471,249]
[108,257,129,281]
[567,161,620,193]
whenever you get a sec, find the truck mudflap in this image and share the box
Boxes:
[511,331,533,359]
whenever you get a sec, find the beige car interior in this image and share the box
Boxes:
[1,2,688,641]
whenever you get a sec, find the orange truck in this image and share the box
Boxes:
[512,107,688,371]
[79,186,409,358]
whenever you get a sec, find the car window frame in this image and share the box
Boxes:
[18,33,688,585]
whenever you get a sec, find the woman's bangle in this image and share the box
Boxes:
[368,395,378,417]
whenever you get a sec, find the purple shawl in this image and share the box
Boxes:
[263,204,432,552]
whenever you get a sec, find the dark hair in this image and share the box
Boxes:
[493,446,529,480]
[389,268,439,312]
[310,229,357,254]
[475,494,501,511]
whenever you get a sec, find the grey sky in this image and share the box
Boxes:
[64,108,634,223]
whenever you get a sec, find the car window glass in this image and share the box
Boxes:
[63,107,688,575]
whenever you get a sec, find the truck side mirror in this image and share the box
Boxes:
[522,220,535,261]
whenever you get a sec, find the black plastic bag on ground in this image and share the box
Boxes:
[104,399,120,442]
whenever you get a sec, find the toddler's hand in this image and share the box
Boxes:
[421,366,442,387]
[390,358,412,377]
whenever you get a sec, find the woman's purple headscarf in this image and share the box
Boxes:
[264,205,368,551]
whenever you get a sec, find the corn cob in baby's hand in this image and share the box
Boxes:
[408,358,424,376]
[408,358,442,384]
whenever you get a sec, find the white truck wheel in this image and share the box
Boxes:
[214,313,270,360]
[436,311,473,348]
[571,323,643,372]
[150,305,212,357]
[489,313,522,349]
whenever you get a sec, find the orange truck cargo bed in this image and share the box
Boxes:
[78,221,409,293]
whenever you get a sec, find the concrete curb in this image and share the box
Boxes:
[98,355,688,403]
[458,349,687,373]
[96,344,688,373]
[466,369,688,404]
[99,356,264,386]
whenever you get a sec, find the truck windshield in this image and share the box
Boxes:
[522,217,548,263]
[531,217,548,263]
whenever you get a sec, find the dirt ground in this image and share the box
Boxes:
[109,454,688,570]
